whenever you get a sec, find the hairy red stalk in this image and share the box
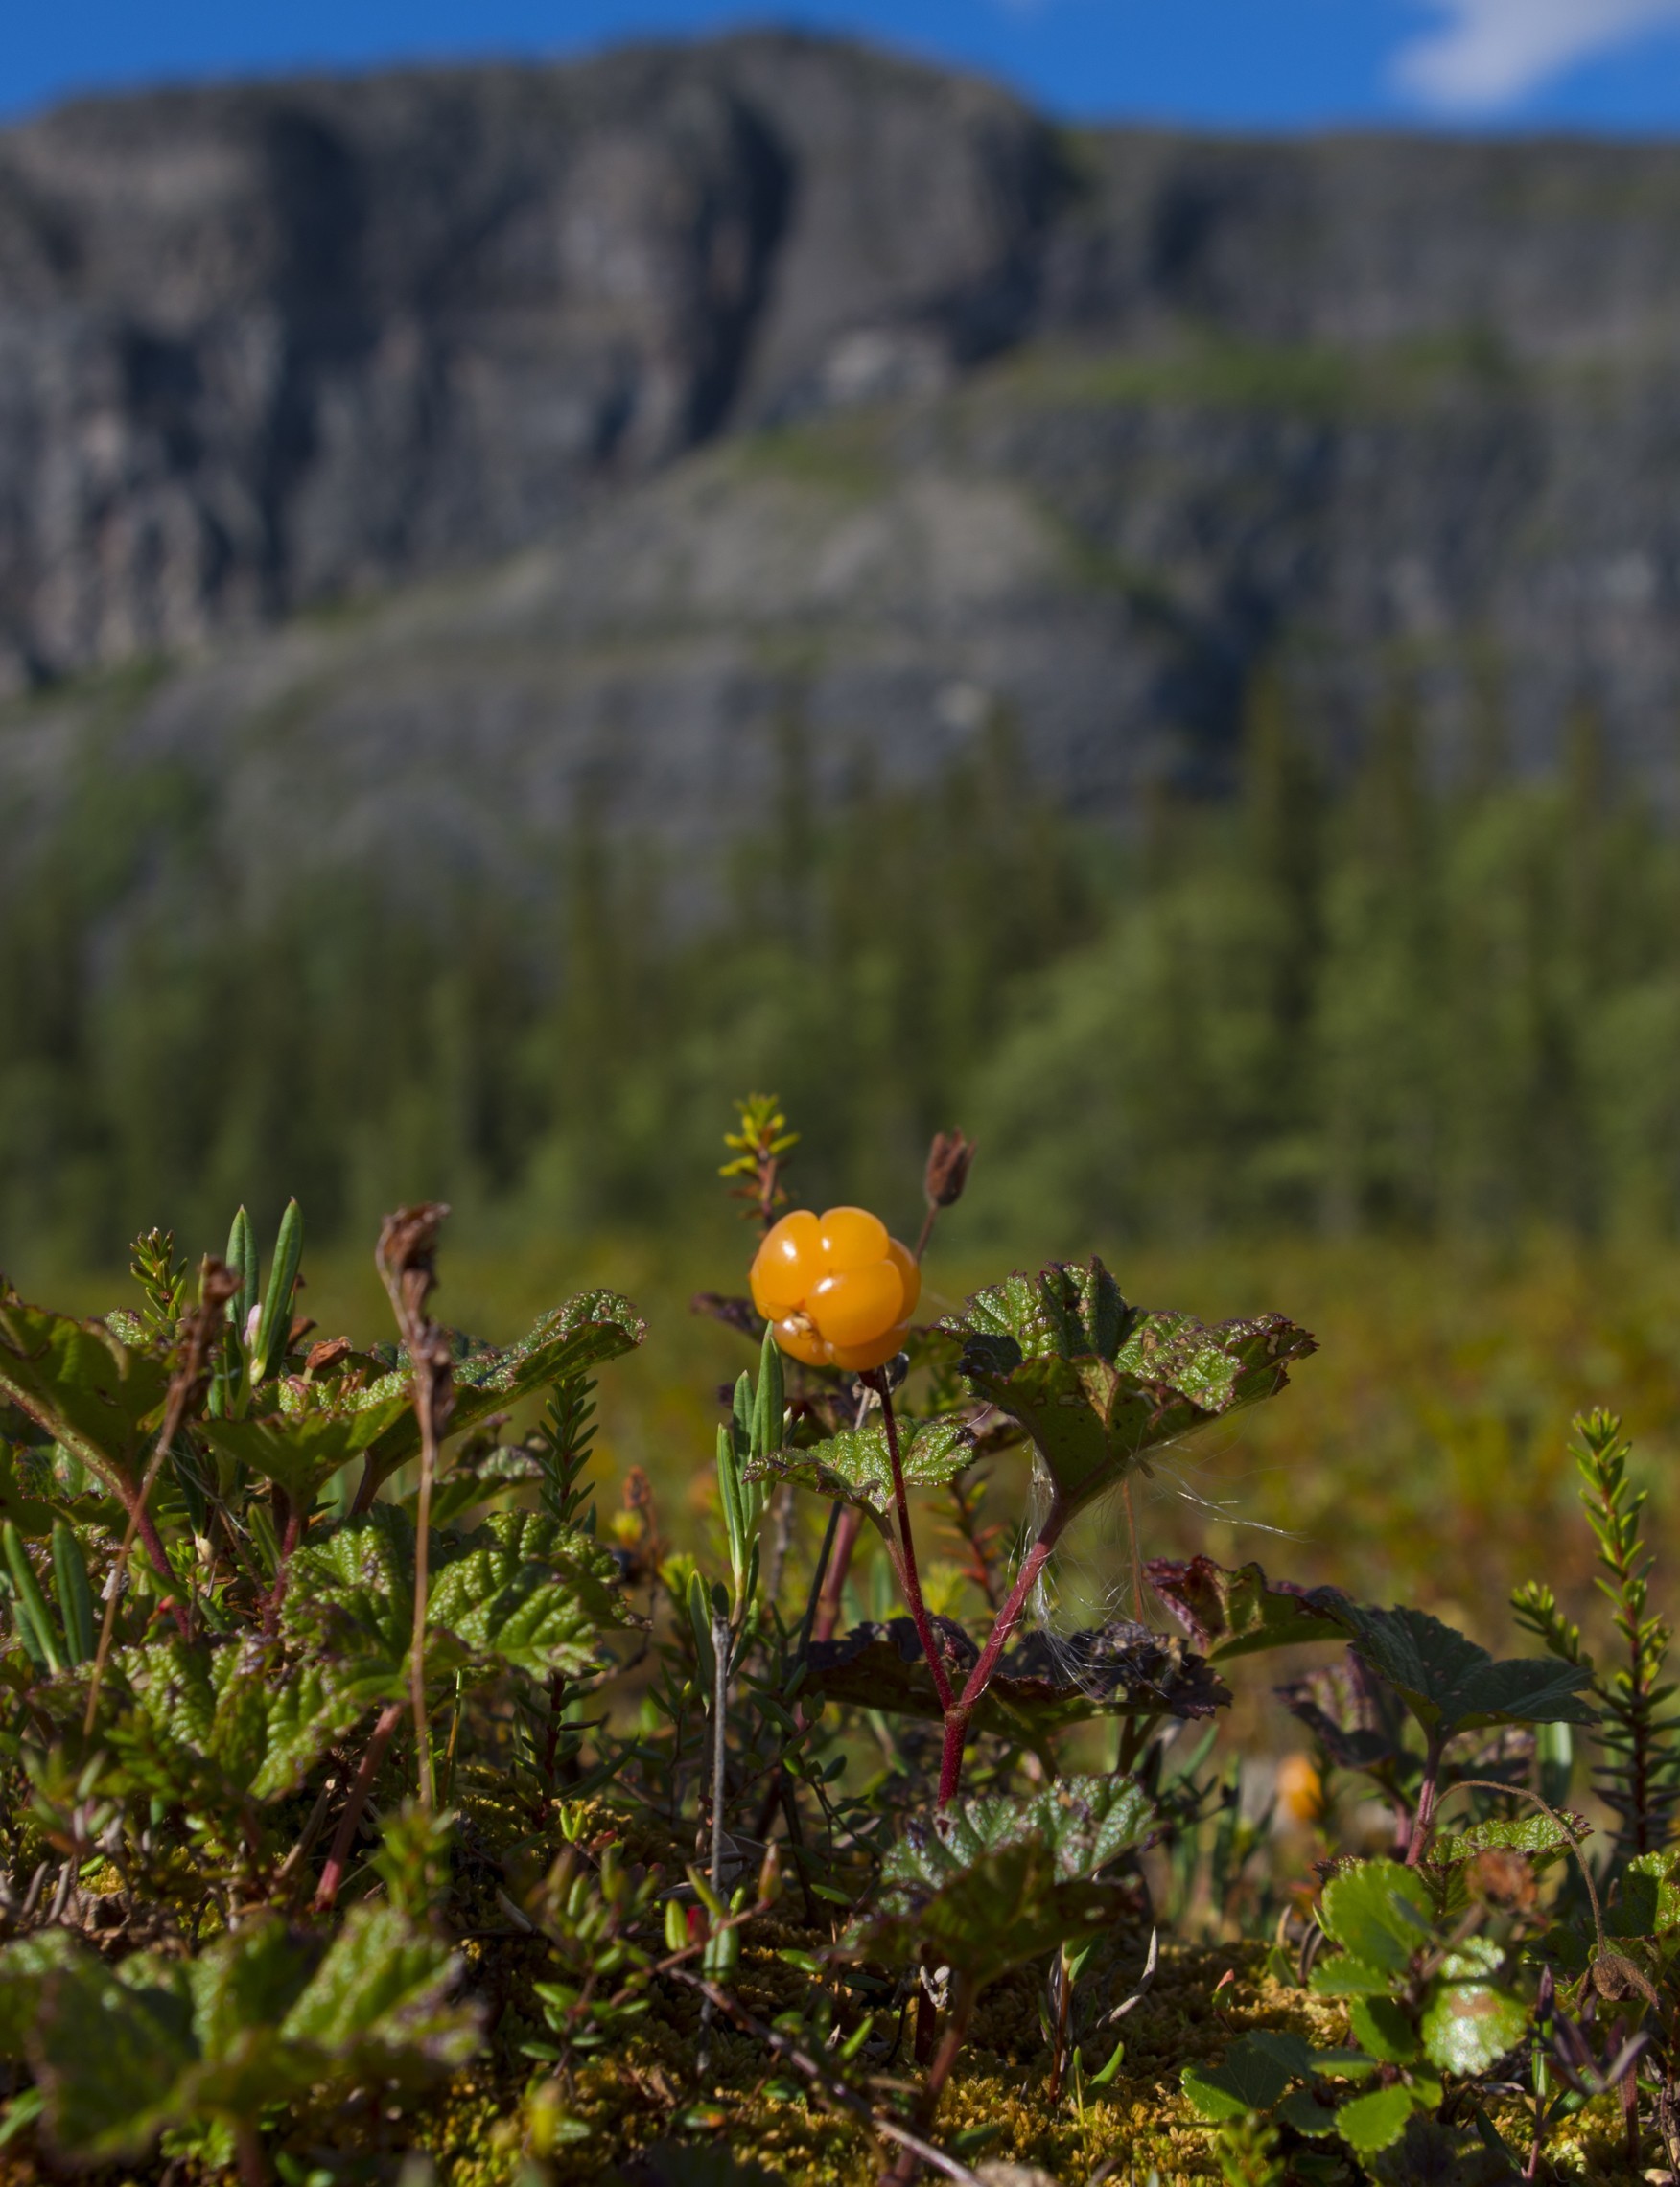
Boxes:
[314,1700,404,1912]
[263,1493,304,1639]
[937,1508,1065,1807]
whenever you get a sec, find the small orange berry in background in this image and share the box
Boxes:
[751,1205,921,1371]
[1275,1752,1324,1826]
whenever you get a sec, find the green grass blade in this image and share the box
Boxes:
[3,1522,63,1675]
[251,1198,305,1384]
[50,1522,94,1666]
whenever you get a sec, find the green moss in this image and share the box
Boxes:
[982,324,1532,423]
[729,412,898,500]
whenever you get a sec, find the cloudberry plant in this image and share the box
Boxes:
[750,1204,921,1371]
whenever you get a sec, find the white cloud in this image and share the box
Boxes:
[1394,0,1680,113]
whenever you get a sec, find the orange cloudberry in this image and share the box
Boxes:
[749,1205,921,1371]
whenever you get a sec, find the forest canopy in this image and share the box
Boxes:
[3,677,1677,1271]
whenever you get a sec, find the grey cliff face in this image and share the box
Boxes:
[0,36,1057,683]
[5,32,1680,872]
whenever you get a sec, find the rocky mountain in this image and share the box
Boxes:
[6,31,1680,876]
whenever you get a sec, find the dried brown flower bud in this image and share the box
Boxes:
[1466,1847,1536,1913]
[923,1128,976,1211]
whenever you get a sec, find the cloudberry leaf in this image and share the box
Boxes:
[278,1904,478,2072]
[806,1616,1227,1734]
[426,1511,631,1676]
[943,1259,1315,1518]
[284,1506,631,1693]
[748,1416,974,1529]
[30,1949,197,2158]
[846,1777,1154,1989]
[22,1911,476,2162]
[1276,1655,1411,1777]
[0,1291,172,1506]
[100,1636,367,1806]
[198,1377,416,1508]
[0,1444,57,1538]
[357,1291,645,1497]
[1146,1555,1347,1661]
[1431,1810,1590,1864]
[1334,1603,1598,1737]
[0,1932,81,2059]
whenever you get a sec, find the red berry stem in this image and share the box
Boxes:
[936,1499,1068,1807]
[810,1506,862,1645]
[868,1371,955,1715]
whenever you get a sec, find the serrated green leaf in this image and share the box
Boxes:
[749,1416,975,1526]
[1146,1555,1348,1661]
[1430,1810,1590,1864]
[1610,1848,1680,1938]
[357,1291,645,1497]
[31,1949,196,2158]
[23,1910,476,2161]
[279,1903,477,2071]
[943,1259,1315,1518]
[1318,1860,1433,1974]
[1337,2083,1421,2155]
[104,1635,368,1806]
[1310,1956,1400,1999]
[1181,2036,1294,2121]
[1335,1603,1597,1737]
[1278,2087,1342,2137]
[426,1511,630,1677]
[0,1445,57,1538]
[0,1291,171,1504]
[283,1506,628,1693]
[1420,1981,1528,2076]
[0,1932,82,2059]
[1348,1995,1420,2064]
[848,1777,1154,1989]
[805,1616,1227,1735]
[199,1378,415,1509]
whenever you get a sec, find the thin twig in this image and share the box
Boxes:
[376,1204,455,1811]
[83,1259,238,1735]
[275,1777,338,1882]
[699,1595,734,2077]
[664,1966,983,2187]
[315,1701,404,1912]
[1433,1778,1607,1967]
[871,1373,953,1714]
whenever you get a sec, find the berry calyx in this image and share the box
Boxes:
[751,1205,921,1371]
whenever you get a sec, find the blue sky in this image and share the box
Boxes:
[8,1,1680,132]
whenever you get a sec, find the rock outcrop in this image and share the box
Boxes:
[5,32,1680,860]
